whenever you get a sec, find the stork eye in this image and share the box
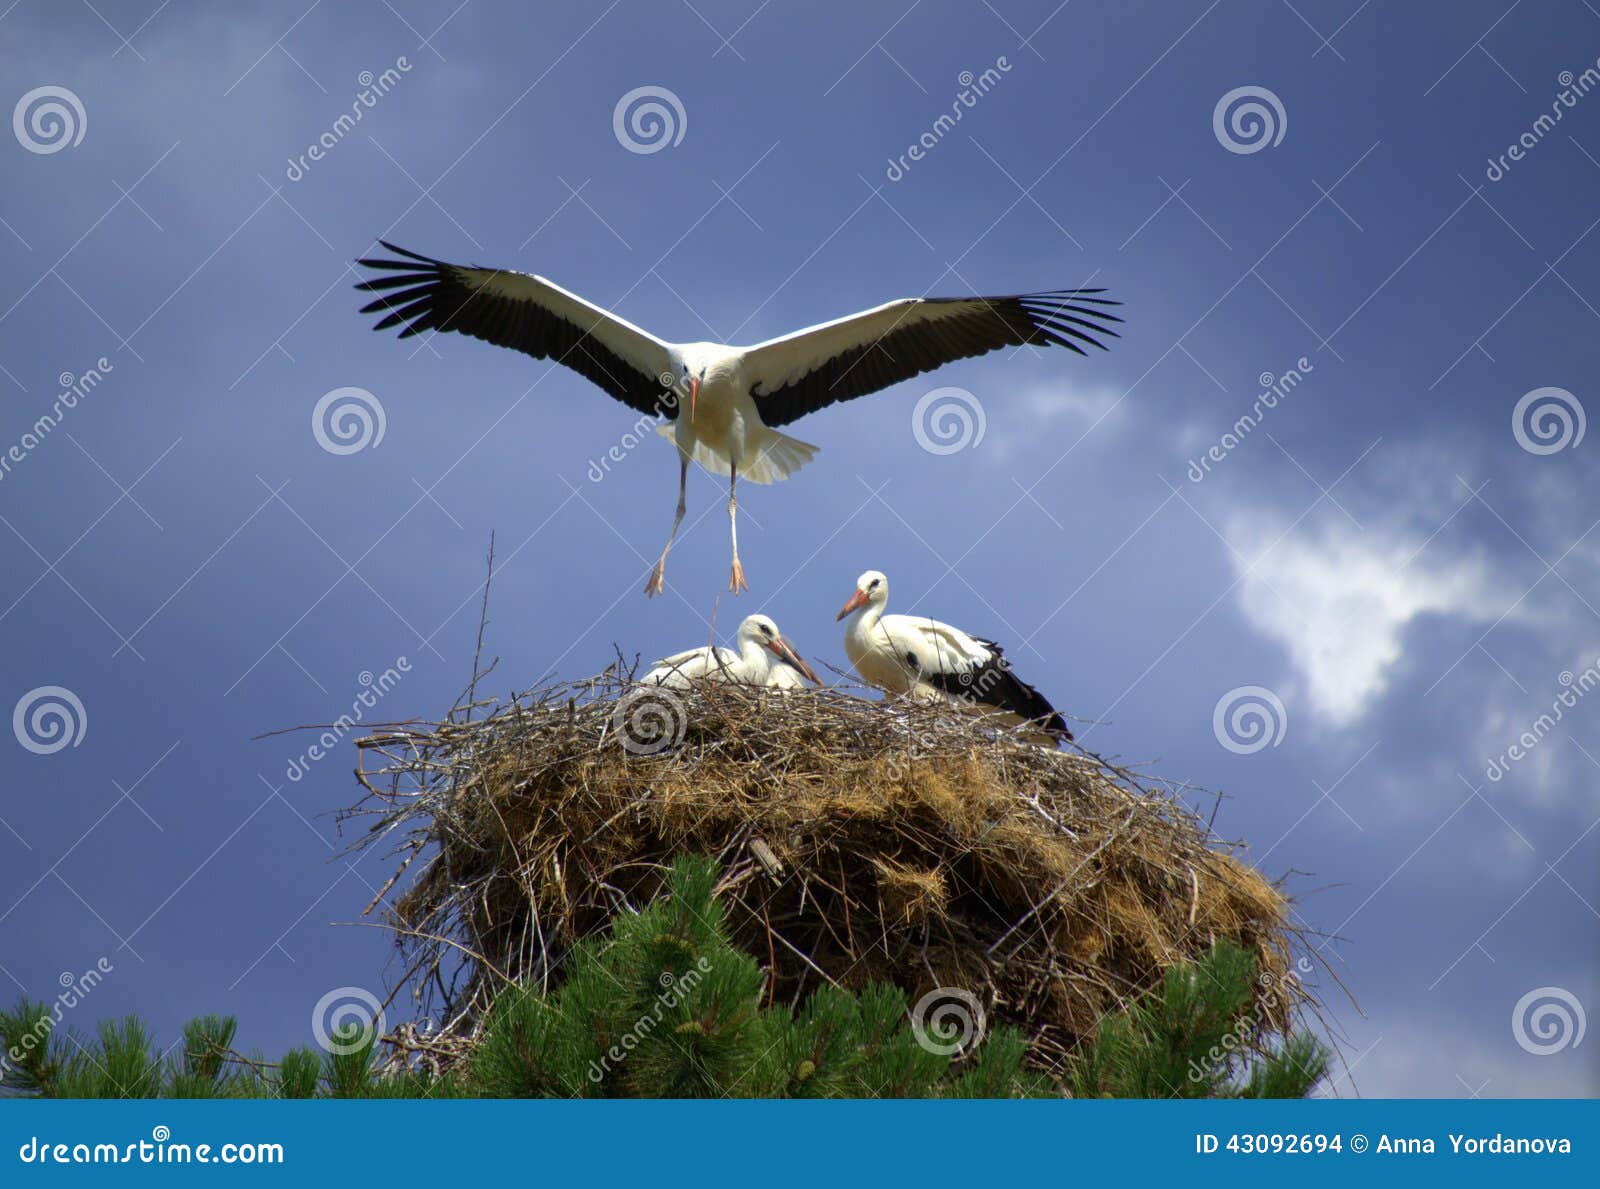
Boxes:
[760,623,773,636]
[869,579,880,590]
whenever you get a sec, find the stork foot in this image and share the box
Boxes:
[728,558,749,595]
[644,561,667,598]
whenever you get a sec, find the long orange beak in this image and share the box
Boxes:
[688,375,699,423]
[768,637,821,684]
[835,588,869,621]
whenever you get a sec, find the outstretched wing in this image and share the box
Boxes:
[740,290,1122,428]
[355,241,676,417]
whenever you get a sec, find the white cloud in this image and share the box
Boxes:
[1015,381,1122,425]
[986,381,1123,462]
[1226,516,1511,728]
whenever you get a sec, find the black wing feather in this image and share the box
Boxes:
[755,291,1123,428]
[354,241,668,418]
[922,637,1072,741]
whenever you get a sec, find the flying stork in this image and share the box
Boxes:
[835,569,1071,744]
[355,242,1122,596]
[642,613,820,690]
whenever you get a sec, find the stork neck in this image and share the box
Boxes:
[845,600,884,637]
[738,636,768,674]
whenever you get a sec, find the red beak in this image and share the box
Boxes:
[768,637,821,684]
[688,375,699,423]
[835,588,870,621]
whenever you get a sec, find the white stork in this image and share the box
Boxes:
[835,570,1071,744]
[356,243,1121,596]
[642,613,819,690]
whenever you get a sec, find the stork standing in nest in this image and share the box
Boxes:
[356,242,1122,597]
[836,570,1071,744]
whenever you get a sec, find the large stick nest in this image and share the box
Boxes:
[346,667,1307,1075]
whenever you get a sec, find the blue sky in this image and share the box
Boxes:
[1,0,1597,1097]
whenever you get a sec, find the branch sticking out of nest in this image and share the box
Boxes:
[346,665,1310,1075]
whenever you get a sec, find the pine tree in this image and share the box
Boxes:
[1064,938,1328,1098]
[466,855,1050,1098]
[1,855,1327,1099]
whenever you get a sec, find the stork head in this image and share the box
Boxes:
[740,614,821,684]
[671,348,716,424]
[835,570,888,621]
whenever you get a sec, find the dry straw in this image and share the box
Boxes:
[345,665,1311,1075]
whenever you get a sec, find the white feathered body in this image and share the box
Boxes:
[655,346,818,484]
[644,644,752,688]
[643,613,816,690]
[838,573,1070,744]
[843,611,995,703]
